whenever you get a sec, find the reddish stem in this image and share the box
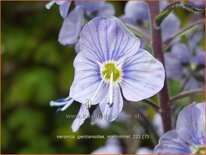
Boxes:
[148,1,172,132]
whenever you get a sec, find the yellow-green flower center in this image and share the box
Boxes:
[190,63,198,71]
[101,62,122,82]
[194,146,205,154]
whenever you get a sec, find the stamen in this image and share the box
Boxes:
[108,73,114,106]
[60,98,74,111]
[91,73,107,101]
[85,73,107,109]
[85,99,92,109]
[46,1,55,9]
[50,96,71,107]
[50,96,74,112]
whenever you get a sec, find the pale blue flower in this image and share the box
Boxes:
[46,1,115,46]
[69,16,165,121]
[154,102,205,154]
[50,16,165,131]
[165,30,205,90]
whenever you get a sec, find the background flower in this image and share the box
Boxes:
[46,0,115,46]
[154,102,205,154]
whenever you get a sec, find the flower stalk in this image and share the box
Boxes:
[148,1,172,132]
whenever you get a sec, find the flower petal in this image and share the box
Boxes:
[91,106,110,129]
[75,1,104,13]
[176,102,205,145]
[154,130,191,154]
[71,104,90,132]
[59,1,71,19]
[91,138,122,154]
[189,0,205,9]
[165,53,184,80]
[58,6,84,45]
[124,1,149,21]
[119,15,137,25]
[79,16,140,63]
[70,52,108,105]
[99,85,123,121]
[161,13,180,41]
[171,43,191,62]
[136,147,153,154]
[120,48,165,101]
[97,3,115,16]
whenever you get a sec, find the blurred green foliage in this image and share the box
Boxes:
[1,1,204,154]
[1,2,127,154]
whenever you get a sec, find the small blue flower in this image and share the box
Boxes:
[154,102,205,154]
[46,0,71,19]
[50,16,165,131]
[165,30,205,90]
[46,1,115,46]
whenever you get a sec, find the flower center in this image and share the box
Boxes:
[190,63,198,71]
[101,62,122,82]
[191,145,206,154]
[195,146,205,154]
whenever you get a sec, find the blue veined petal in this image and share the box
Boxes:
[71,104,90,132]
[79,16,140,62]
[120,48,165,101]
[99,85,123,122]
[176,102,205,146]
[161,13,180,41]
[124,1,149,21]
[59,1,71,19]
[70,52,108,105]
[75,1,105,13]
[154,130,191,154]
[97,3,115,16]
[58,6,84,45]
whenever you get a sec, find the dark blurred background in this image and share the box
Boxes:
[1,1,205,154]
[1,1,127,154]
